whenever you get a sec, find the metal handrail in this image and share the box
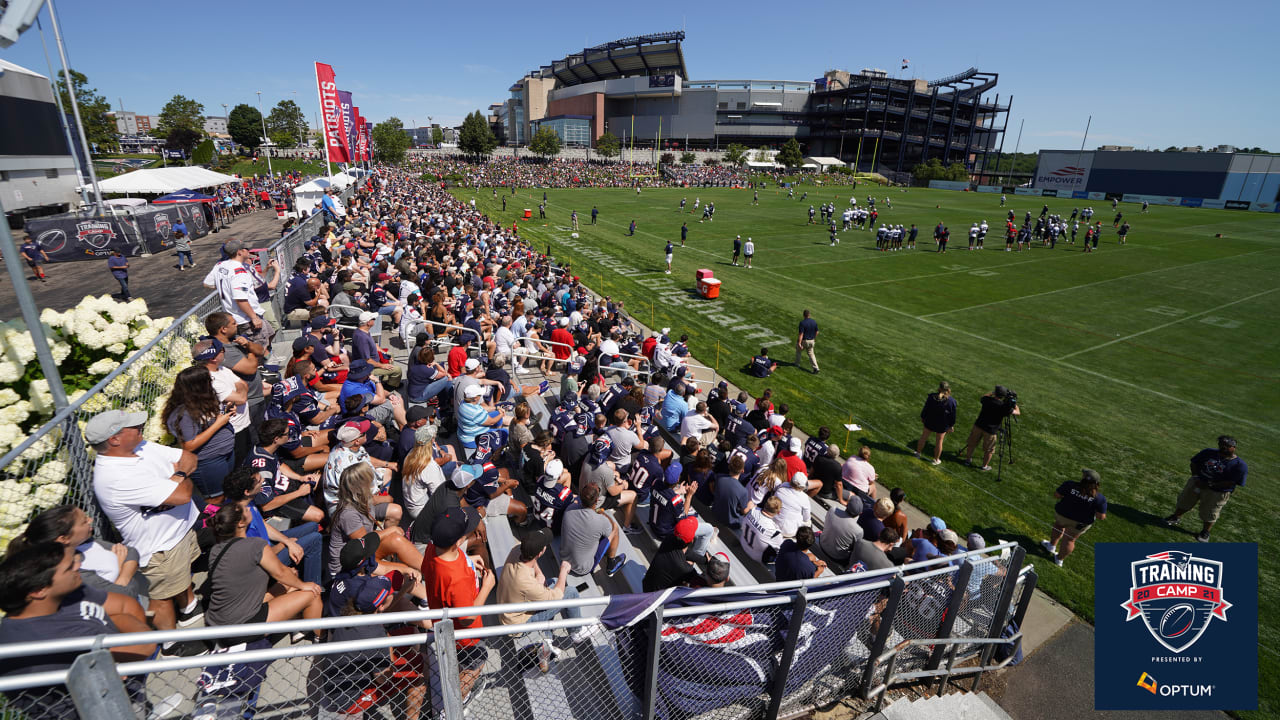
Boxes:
[865,632,1023,710]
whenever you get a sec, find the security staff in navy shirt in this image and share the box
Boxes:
[1165,436,1248,542]
[1042,469,1106,566]
[748,347,777,378]
[795,309,819,374]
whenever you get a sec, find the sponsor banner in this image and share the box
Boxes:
[1033,150,1094,191]
[927,180,970,191]
[1072,190,1089,199]
[1002,186,1016,194]
[25,216,138,262]
[1122,194,1146,203]
[1179,198,1204,208]
[351,107,364,162]
[315,62,350,163]
[1014,187,1039,196]
[1041,189,1058,197]
[975,185,1002,193]
[337,90,354,159]
[1224,200,1251,210]
[1088,191,1107,200]
[648,74,676,88]
[1096,544,1256,711]
[1250,200,1278,212]
[1199,199,1226,209]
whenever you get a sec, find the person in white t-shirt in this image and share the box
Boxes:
[87,410,204,639]
[679,401,719,446]
[739,496,785,564]
[840,445,878,502]
[203,239,274,349]
[742,238,756,269]
[193,337,250,464]
[775,472,814,538]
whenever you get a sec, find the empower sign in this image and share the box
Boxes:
[1034,150,1095,191]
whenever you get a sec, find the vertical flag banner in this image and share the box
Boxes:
[337,90,355,163]
[315,62,350,163]
[351,107,365,161]
[362,121,372,161]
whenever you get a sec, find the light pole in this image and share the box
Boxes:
[256,91,273,176]
[291,91,298,150]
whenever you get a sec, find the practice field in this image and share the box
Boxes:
[453,184,1279,716]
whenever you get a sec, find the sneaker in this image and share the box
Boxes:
[515,366,529,374]
[537,641,553,673]
[913,450,920,458]
[1162,515,1180,527]
[930,458,942,466]
[604,553,626,577]
[1196,531,1211,543]
[176,602,204,628]
[569,624,594,645]
[622,524,642,535]
[146,692,185,720]
[462,674,490,709]
[1053,557,1064,567]
[1040,539,1056,556]
[978,465,992,472]
[538,380,549,394]
[159,639,209,659]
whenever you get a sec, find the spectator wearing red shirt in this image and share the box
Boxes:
[550,318,575,361]
[779,437,821,496]
[421,507,493,700]
[447,336,472,378]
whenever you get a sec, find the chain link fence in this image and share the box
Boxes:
[0,184,355,541]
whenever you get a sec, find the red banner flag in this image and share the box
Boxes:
[314,61,350,164]
[362,120,372,161]
[351,106,361,160]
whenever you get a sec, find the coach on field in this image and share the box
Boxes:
[795,309,819,375]
[1163,435,1247,543]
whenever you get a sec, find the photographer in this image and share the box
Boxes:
[960,385,1019,471]
[1164,436,1247,543]
[1041,469,1107,567]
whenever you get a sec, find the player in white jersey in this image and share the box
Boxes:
[739,499,785,564]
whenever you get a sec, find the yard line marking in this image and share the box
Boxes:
[531,196,1278,433]
[825,254,1061,289]
[917,249,1277,318]
[1056,287,1280,360]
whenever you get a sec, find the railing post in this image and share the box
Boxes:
[68,648,133,720]
[641,604,665,720]
[1009,568,1038,635]
[860,574,905,697]
[432,619,464,720]
[765,586,808,719]
[926,560,974,670]
[971,546,1026,691]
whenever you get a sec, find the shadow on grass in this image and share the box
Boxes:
[1106,501,1203,539]
[969,525,1052,561]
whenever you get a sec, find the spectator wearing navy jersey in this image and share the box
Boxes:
[775,526,827,580]
[652,461,716,557]
[915,381,957,466]
[747,347,777,378]
[531,459,576,533]
[1042,469,1107,566]
[811,444,843,500]
[802,426,830,471]
[222,466,324,585]
[247,419,324,525]
[1164,435,1247,543]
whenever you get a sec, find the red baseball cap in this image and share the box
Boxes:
[674,516,698,544]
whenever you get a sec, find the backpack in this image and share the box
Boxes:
[992,619,1023,665]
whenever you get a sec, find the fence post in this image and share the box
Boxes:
[765,586,808,719]
[969,546,1026,691]
[641,604,665,720]
[1009,568,1038,633]
[68,648,133,720]
[926,560,974,670]
[432,619,464,720]
[860,574,906,697]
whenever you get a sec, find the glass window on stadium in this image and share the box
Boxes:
[541,117,592,147]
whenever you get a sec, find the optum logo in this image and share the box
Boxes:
[1136,672,1214,697]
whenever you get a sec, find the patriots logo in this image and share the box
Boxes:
[1050,166,1087,177]
[154,213,172,240]
[1122,550,1231,653]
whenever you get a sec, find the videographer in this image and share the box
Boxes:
[1163,435,1247,543]
[960,385,1019,471]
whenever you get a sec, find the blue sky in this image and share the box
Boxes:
[4,0,1277,152]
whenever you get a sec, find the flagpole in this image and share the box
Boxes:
[1074,115,1091,187]
[315,62,332,177]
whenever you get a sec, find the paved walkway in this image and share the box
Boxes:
[1,209,287,321]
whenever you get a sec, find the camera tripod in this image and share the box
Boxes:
[994,413,1016,482]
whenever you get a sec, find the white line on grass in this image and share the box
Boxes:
[918,248,1276,318]
[537,197,1278,433]
[826,253,1065,290]
[1056,286,1280,360]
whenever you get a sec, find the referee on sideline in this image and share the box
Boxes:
[796,309,819,375]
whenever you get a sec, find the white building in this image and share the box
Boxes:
[0,59,81,221]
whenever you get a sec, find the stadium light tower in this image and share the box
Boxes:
[256,91,273,176]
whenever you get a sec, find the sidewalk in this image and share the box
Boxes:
[2,209,285,321]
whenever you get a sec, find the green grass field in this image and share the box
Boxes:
[453,184,1279,716]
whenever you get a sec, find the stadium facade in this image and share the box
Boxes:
[1032,149,1280,212]
[496,32,1010,174]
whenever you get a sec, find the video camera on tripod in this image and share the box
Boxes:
[994,386,1019,481]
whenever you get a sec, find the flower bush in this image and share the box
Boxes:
[1,295,179,536]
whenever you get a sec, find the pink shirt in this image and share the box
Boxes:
[841,456,877,494]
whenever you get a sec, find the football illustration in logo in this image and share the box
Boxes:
[1122,551,1231,653]
[36,228,67,253]
[75,221,116,250]
[154,213,172,240]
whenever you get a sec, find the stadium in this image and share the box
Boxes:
[495,31,1011,175]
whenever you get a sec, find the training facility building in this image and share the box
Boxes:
[497,32,1010,174]
[1031,149,1280,212]
[0,58,82,225]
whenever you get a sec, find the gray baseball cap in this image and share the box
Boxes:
[84,410,148,445]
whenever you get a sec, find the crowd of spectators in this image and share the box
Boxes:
[413,155,665,188]
[0,162,996,716]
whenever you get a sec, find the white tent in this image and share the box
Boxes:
[102,197,147,208]
[804,156,846,171]
[83,167,239,194]
[294,174,357,216]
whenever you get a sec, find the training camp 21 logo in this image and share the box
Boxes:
[1122,550,1230,654]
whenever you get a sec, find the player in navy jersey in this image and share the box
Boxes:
[531,459,576,533]
[629,443,665,506]
[802,426,831,470]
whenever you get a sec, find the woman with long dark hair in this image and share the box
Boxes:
[163,366,235,503]
[1043,469,1107,567]
[916,381,957,466]
[7,505,148,603]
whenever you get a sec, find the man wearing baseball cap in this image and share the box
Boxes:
[203,238,274,350]
[530,459,576,533]
[496,527,586,631]
[642,516,704,592]
[321,420,398,517]
[350,312,403,389]
[1043,468,1107,566]
[88,409,205,648]
[421,507,493,702]
[1164,435,1246,543]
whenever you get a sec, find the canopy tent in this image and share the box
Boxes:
[153,188,218,204]
[102,197,147,208]
[83,167,239,195]
[294,173,357,216]
[803,156,846,171]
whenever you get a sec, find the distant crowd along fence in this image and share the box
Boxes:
[0,544,1037,720]
[0,183,356,536]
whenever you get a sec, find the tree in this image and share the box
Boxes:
[266,99,307,147]
[191,138,215,165]
[680,151,696,165]
[54,69,117,152]
[724,143,748,167]
[659,152,675,165]
[155,94,205,140]
[529,126,562,159]
[776,138,804,169]
[595,131,620,158]
[1163,146,1179,152]
[432,127,444,146]
[164,126,202,156]
[371,117,411,164]
[457,110,498,159]
[227,104,263,151]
